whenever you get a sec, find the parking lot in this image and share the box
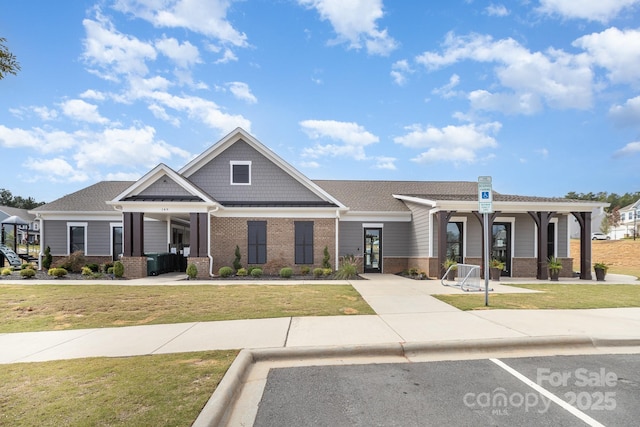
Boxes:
[253,353,639,426]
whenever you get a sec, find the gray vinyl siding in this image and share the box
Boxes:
[87,221,111,255]
[557,215,568,257]
[188,140,325,203]
[404,202,430,257]
[144,220,168,253]
[514,214,535,257]
[43,221,67,256]
[465,216,483,258]
[139,177,192,197]
[338,221,411,257]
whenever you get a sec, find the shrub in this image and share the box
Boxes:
[322,268,332,277]
[218,266,234,277]
[48,267,68,278]
[42,246,52,270]
[20,268,36,278]
[1,267,12,276]
[85,263,100,273]
[322,246,331,269]
[81,266,93,276]
[313,267,324,278]
[186,263,198,279]
[233,245,242,271]
[300,265,310,276]
[113,261,124,278]
[20,263,30,270]
[279,267,293,278]
[236,268,248,277]
[103,262,114,273]
[334,254,361,280]
[56,251,86,273]
[263,256,288,276]
[250,268,263,278]
[107,267,114,274]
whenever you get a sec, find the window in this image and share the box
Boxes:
[446,222,463,263]
[231,161,251,185]
[295,221,314,264]
[621,213,626,221]
[68,223,87,254]
[248,221,266,264]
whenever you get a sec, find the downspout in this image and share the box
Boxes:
[208,206,219,277]
[37,215,43,270]
[335,209,341,271]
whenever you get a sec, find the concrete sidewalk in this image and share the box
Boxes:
[1,273,639,364]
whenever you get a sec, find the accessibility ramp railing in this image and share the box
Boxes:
[441,263,490,292]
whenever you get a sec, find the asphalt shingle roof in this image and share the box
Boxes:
[32,181,135,212]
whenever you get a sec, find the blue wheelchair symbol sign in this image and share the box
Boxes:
[481,191,490,199]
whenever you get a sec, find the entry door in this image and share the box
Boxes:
[364,228,382,273]
[112,226,123,261]
[491,223,511,276]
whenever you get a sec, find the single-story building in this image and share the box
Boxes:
[31,128,604,279]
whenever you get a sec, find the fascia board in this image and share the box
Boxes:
[339,211,412,222]
[213,206,340,219]
[34,212,122,221]
[114,201,213,214]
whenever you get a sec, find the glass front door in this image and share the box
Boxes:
[492,223,511,276]
[112,226,123,261]
[364,228,382,273]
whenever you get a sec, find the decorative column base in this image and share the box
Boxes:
[121,256,148,279]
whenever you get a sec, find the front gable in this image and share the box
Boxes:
[180,128,344,208]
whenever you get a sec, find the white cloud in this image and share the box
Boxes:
[297,0,398,56]
[432,74,461,99]
[300,119,379,161]
[82,16,157,79]
[537,0,640,23]
[104,171,143,181]
[394,122,501,164]
[148,104,181,126]
[609,95,640,127]
[614,141,640,157]
[80,89,107,101]
[31,106,58,121]
[373,156,397,170]
[416,32,594,113]
[0,126,78,153]
[574,27,640,85]
[226,81,258,104]
[469,90,542,115]
[60,99,109,124]
[485,4,509,17]
[113,0,248,47]
[24,158,89,182]
[155,36,201,68]
[391,59,413,86]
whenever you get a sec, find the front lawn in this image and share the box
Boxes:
[433,283,640,310]
[0,284,374,333]
[0,350,236,427]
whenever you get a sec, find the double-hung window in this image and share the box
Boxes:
[68,222,87,254]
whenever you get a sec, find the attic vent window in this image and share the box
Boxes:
[231,161,251,185]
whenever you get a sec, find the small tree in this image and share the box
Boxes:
[42,246,52,270]
[113,261,124,278]
[322,246,331,269]
[233,245,242,271]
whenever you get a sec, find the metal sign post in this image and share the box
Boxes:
[478,176,493,307]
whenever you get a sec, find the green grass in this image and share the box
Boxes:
[609,266,640,279]
[0,284,374,333]
[0,350,237,426]
[434,283,640,310]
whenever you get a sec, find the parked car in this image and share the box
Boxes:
[591,232,610,240]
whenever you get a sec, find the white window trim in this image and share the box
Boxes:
[230,160,252,185]
[532,217,558,258]
[67,222,88,256]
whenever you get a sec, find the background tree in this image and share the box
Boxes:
[0,37,20,79]
[0,189,45,209]
[565,191,640,213]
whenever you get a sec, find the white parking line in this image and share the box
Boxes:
[491,358,605,427]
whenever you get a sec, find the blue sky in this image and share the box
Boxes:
[1,0,640,203]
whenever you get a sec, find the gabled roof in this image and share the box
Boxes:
[31,181,134,213]
[110,163,216,205]
[181,128,346,209]
[0,205,35,221]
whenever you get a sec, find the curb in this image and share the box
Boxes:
[192,335,640,427]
